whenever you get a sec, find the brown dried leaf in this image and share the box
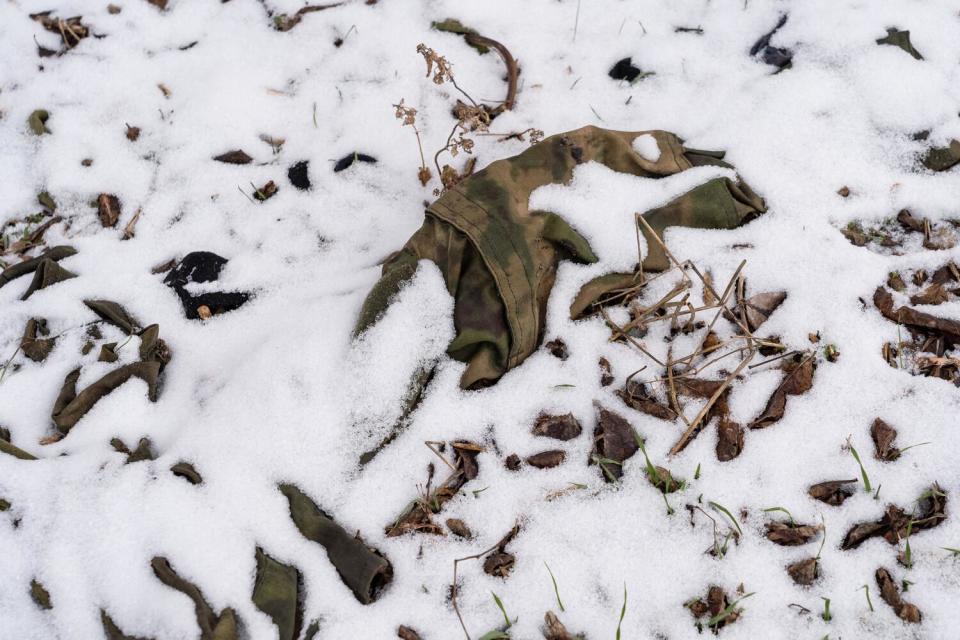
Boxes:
[874,286,960,339]
[910,283,948,306]
[617,381,677,421]
[592,405,639,481]
[533,413,582,441]
[731,291,787,331]
[870,418,901,461]
[397,625,423,640]
[750,355,815,429]
[599,357,614,386]
[716,416,744,462]
[808,479,857,506]
[545,338,569,360]
[213,149,253,165]
[543,611,577,640]
[526,450,566,469]
[445,518,472,539]
[765,521,822,546]
[876,568,921,623]
[97,194,121,227]
[786,557,819,586]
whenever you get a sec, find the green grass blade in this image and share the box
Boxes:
[545,562,565,612]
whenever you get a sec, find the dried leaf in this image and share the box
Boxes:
[808,479,856,506]
[592,406,639,481]
[765,521,822,546]
[617,381,677,421]
[786,557,819,586]
[876,568,921,623]
[599,357,614,386]
[870,418,901,461]
[730,291,787,331]
[445,518,472,539]
[526,450,566,469]
[544,338,569,360]
[213,149,252,165]
[750,355,814,429]
[533,413,582,441]
[910,283,948,306]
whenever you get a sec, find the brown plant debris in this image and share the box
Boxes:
[97,194,121,228]
[252,180,279,202]
[397,625,423,640]
[876,568,922,623]
[213,149,253,165]
[728,291,786,332]
[686,585,747,633]
[874,268,960,382]
[808,479,857,506]
[765,521,823,546]
[445,518,472,539]
[30,12,89,50]
[618,379,677,421]
[545,338,569,360]
[749,354,815,429]
[505,453,521,471]
[871,418,901,461]
[786,557,819,586]
[533,413,582,441]
[273,3,344,32]
[599,357,614,386]
[842,484,947,550]
[591,405,638,481]
[542,610,584,640]
[843,210,957,252]
[483,525,519,578]
[526,450,566,469]
[386,441,481,537]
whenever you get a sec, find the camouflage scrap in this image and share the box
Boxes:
[355,126,765,388]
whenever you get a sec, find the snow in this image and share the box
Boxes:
[2,0,960,638]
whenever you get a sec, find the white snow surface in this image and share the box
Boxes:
[1,1,960,639]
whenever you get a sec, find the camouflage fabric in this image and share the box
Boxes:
[355,125,766,389]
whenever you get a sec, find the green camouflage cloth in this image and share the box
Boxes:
[355,125,766,389]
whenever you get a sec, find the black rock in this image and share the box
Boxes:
[608,57,642,82]
[334,152,377,172]
[288,160,311,190]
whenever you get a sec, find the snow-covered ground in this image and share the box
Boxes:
[2,0,960,638]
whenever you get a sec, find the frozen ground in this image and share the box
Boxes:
[2,0,960,638]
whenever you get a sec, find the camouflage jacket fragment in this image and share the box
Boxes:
[355,125,766,389]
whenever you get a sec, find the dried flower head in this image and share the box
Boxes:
[393,99,418,126]
[416,43,454,85]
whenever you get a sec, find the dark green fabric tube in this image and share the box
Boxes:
[0,246,75,288]
[20,259,77,300]
[279,484,392,604]
[84,300,142,335]
[52,361,161,434]
[150,557,237,640]
[251,548,301,640]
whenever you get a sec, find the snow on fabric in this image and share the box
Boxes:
[1,0,960,639]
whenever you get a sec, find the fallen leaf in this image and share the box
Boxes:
[876,568,921,623]
[750,355,815,429]
[592,405,639,481]
[870,418,901,461]
[730,291,787,331]
[213,150,253,165]
[786,557,819,586]
[445,518,472,539]
[910,283,948,306]
[97,194,121,227]
[808,479,857,506]
[526,450,566,469]
[765,521,823,546]
[533,413,582,441]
